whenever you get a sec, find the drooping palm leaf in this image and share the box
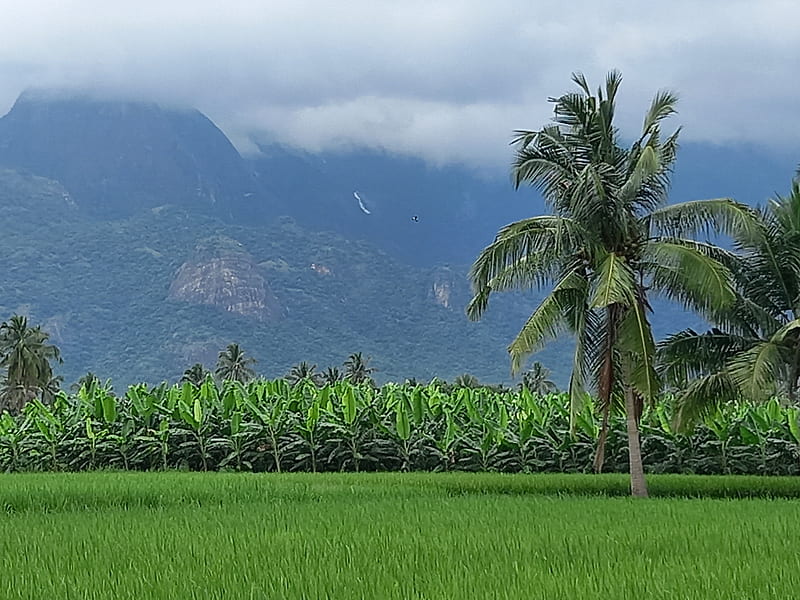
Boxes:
[643,239,735,313]
[648,198,762,242]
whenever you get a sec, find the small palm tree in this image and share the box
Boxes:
[661,179,800,425]
[0,315,62,413]
[214,343,256,383]
[519,362,557,395]
[286,361,322,387]
[343,352,376,385]
[71,371,100,393]
[453,373,480,388]
[181,363,209,387]
[322,366,343,386]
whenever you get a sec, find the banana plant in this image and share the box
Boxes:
[243,382,292,472]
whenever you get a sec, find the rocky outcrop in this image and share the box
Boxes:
[168,236,283,321]
[428,266,469,310]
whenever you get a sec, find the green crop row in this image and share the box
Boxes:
[1,378,798,474]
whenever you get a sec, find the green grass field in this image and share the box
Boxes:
[1,473,799,599]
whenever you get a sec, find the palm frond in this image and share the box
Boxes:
[644,239,735,312]
[641,89,679,133]
[673,372,740,431]
[728,341,788,401]
[589,252,635,308]
[507,269,586,374]
[648,198,762,243]
[616,300,658,403]
[658,328,754,386]
[467,216,585,320]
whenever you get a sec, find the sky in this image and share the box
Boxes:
[0,1,798,171]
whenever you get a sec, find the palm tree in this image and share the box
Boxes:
[467,71,755,496]
[181,363,209,387]
[453,373,480,389]
[214,343,256,383]
[322,366,343,386]
[0,315,62,413]
[343,352,376,385]
[286,361,322,387]
[520,362,557,395]
[660,179,800,425]
[71,371,100,393]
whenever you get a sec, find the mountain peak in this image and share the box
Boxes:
[0,90,264,220]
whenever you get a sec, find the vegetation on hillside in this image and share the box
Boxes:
[0,167,563,388]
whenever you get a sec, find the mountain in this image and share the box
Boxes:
[0,167,553,387]
[250,143,535,266]
[0,90,268,221]
[0,91,796,390]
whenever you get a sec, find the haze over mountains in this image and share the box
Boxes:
[0,90,796,388]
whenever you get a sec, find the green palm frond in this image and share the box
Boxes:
[467,216,585,320]
[641,89,679,133]
[648,198,762,242]
[768,317,800,345]
[507,269,586,374]
[571,71,592,96]
[644,239,735,312]
[658,328,754,385]
[589,252,635,308]
[673,372,740,431]
[511,126,576,196]
[710,295,782,339]
[616,300,658,402]
[619,144,659,203]
[728,341,789,401]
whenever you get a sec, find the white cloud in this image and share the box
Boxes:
[0,1,798,170]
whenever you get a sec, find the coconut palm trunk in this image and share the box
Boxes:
[624,383,648,497]
[593,404,611,473]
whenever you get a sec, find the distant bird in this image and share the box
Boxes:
[353,191,371,215]
[411,215,419,222]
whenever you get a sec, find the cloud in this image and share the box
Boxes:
[0,1,798,170]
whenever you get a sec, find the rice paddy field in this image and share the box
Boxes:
[1,473,799,599]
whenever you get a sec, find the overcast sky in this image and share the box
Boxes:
[0,1,798,171]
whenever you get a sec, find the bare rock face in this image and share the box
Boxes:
[432,279,452,309]
[428,266,468,310]
[168,236,283,321]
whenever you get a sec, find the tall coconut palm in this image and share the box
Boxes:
[214,343,256,383]
[0,315,62,413]
[343,352,376,385]
[468,71,756,496]
[661,179,800,425]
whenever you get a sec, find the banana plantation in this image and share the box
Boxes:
[2,378,799,475]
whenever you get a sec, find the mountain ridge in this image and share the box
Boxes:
[0,91,796,388]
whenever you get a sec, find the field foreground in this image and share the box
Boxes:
[1,472,799,599]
